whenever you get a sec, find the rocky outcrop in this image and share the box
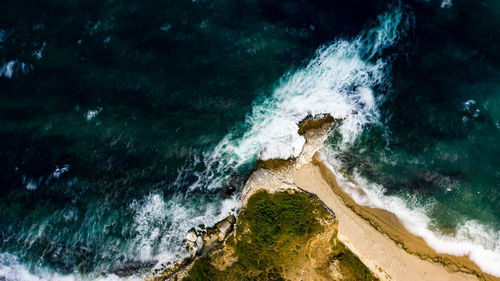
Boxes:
[242,116,334,205]
[148,115,348,281]
[198,215,236,255]
[149,215,236,281]
[175,187,378,281]
[185,228,200,258]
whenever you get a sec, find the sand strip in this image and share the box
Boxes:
[253,120,497,280]
[294,161,493,281]
[240,120,498,281]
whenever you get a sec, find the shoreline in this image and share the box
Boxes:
[312,157,499,278]
[295,159,499,281]
[243,119,498,281]
[253,119,498,281]
[155,118,499,281]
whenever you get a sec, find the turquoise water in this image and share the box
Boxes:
[1,0,499,279]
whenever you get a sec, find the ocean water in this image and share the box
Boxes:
[1,0,499,280]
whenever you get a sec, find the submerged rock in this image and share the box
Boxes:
[149,115,340,281]
[148,215,237,281]
[223,174,248,197]
[108,260,157,277]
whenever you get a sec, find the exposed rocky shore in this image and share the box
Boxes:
[145,116,376,281]
[147,115,494,281]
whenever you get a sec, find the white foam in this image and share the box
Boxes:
[463,99,476,111]
[129,193,168,260]
[52,164,70,179]
[33,42,47,60]
[25,179,38,190]
[127,192,239,269]
[176,7,408,192]
[0,61,16,78]
[0,253,76,281]
[318,152,500,277]
[85,108,102,121]
[160,24,172,32]
[441,0,452,8]
[0,60,32,79]
[1,6,412,280]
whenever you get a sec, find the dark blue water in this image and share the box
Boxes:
[1,0,499,279]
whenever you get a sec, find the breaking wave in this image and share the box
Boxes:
[127,6,409,280]
[176,7,408,192]
[318,152,500,276]
[12,5,484,280]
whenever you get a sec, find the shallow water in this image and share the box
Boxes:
[1,0,499,279]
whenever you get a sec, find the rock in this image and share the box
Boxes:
[186,228,197,243]
[186,228,199,257]
[182,215,237,263]
[200,215,236,254]
[195,235,204,256]
[109,260,157,277]
[224,185,237,197]
[215,216,235,241]
[223,174,247,197]
[151,257,192,281]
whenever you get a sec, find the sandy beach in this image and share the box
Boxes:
[259,121,500,281]
[181,120,500,281]
[294,161,488,281]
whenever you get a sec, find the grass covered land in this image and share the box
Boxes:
[181,190,377,281]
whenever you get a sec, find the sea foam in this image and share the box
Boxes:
[127,192,239,263]
[0,60,32,79]
[187,3,500,277]
[4,6,468,281]
[175,7,408,193]
[117,7,409,279]
[318,152,500,276]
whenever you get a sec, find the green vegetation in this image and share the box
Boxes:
[331,240,378,281]
[182,257,216,281]
[181,190,377,281]
[297,115,339,135]
[235,190,328,272]
[254,158,295,173]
